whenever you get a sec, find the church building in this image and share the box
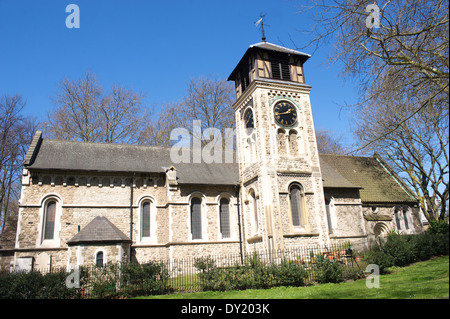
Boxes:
[0,41,424,271]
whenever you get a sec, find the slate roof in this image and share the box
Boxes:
[67,215,130,245]
[24,132,417,204]
[320,154,418,204]
[319,158,360,189]
[25,133,240,186]
[27,138,171,174]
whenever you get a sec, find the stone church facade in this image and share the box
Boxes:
[0,41,424,271]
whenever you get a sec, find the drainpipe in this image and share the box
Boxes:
[129,173,135,261]
[236,184,244,265]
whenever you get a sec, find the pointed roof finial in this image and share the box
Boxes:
[255,13,266,42]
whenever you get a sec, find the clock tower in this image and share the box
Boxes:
[228,41,330,252]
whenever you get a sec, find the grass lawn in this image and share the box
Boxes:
[138,256,449,299]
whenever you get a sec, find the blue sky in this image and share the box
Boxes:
[0,0,359,146]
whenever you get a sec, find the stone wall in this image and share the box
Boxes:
[11,169,243,270]
[362,205,424,248]
[233,81,331,254]
[325,188,368,252]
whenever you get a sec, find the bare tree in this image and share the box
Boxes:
[101,84,148,144]
[299,0,448,100]
[0,94,39,232]
[316,129,348,154]
[298,0,449,221]
[137,102,182,147]
[180,76,235,135]
[354,89,449,222]
[46,71,149,144]
[139,76,235,147]
[298,1,448,146]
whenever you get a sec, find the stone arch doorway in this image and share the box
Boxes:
[373,222,389,238]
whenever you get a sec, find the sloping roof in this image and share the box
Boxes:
[320,154,418,204]
[228,41,311,81]
[26,135,240,186]
[28,138,170,173]
[174,162,239,185]
[319,158,360,189]
[249,42,311,57]
[67,215,130,245]
[24,132,417,204]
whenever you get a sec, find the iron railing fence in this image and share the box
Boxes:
[1,242,366,298]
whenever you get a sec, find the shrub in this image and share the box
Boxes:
[409,234,435,261]
[365,245,395,274]
[316,259,344,284]
[382,233,415,267]
[118,261,171,297]
[343,267,363,281]
[194,255,308,292]
[270,259,307,287]
[194,256,216,273]
[365,231,449,274]
[0,269,81,299]
[428,220,449,235]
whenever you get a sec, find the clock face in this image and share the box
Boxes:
[274,101,297,127]
[244,108,254,129]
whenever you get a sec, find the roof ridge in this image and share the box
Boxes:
[44,137,171,151]
[250,41,311,57]
[319,153,374,159]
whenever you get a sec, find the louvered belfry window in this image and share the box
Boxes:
[43,201,56,240]
[270,54,291,81]
[191,197,202,239]
[219,198,230,238]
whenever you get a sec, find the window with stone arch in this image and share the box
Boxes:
[95,250,104,267]
[402,207,410,230]
[42,200,57,241]
[277,128,287,156]
[288,129,298,156]
[190,197,202,240]
[219,197,231,239]
[289,183,306,228]
[243,107,256,165]
[141,200,151,239]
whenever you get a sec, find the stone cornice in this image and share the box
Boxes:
[233,78,312,110]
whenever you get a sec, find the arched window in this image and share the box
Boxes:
[96,251,104,267]
[43,200,56,240]
[394,209,401,229]
[141,201,151,238]
[289,184,304,227]
[277,129,286,156]
[403,208,409,230]
[219,198,230,238]
[289,130,298,156]
[191,197,202,240]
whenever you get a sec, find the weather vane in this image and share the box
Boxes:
[255,13,267,42]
